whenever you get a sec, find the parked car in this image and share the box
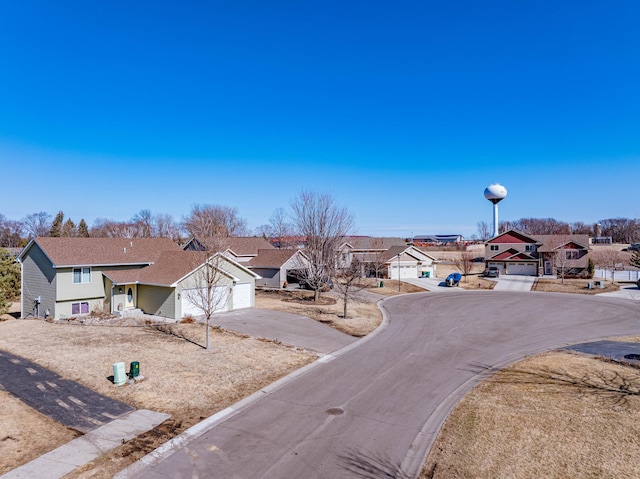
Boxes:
[484,266,500,278]
[627,243,640,251]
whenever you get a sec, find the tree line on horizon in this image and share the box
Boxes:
[1,207,640,249]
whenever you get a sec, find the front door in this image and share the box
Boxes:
[125,284,136,309]
[544,261,552,275]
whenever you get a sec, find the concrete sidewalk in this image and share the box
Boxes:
[2,409,169,479]
[0,349,169,479]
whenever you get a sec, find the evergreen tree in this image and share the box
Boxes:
[50,211,64,237]
[630,250,640,269]
[62,218,76,237]
[77,219,90,237]
[0,248,20,315]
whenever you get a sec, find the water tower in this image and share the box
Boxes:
[484,183,508,237]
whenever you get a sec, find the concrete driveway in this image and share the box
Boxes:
[211,308,357,355]
[119,292,640,479]
[492,274,537,291]
[598,282,640,301]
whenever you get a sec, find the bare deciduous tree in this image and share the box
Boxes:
[183,241,228,350]
[269,207,293,248]
[22,212,52,238]
[591,248,627,284]
[454,250,475,282]
[290,191,354,302]
[333,258,366,320]
[183,204,249,238]
[476,221,491,241]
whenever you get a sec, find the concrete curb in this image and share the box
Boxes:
[1,409,170,479]
[114,300,393,479]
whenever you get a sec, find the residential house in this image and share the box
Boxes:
[247,249,310,288]
[385,245,439,279]
[183,236,275,263]
[17,237,259,320]
[485,230,591,276]
[336,237,408,277]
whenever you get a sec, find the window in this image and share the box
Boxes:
[490,245,499,251]
[73,267,91,284]
[71,302,89,315]
[566,250,579,260]
[525,245,536,252]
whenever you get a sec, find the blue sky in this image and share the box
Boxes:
[2,1,639,237]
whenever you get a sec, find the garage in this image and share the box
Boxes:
[181,286,228,317]
[232,283,252,309]
[506,263,537,276]
[389,264,418,280]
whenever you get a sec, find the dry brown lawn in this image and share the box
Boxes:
[256,288,385,337]
[533,278,620,294]
[422,349,640,479]
[435,263,496,290]
[0,318,315,477]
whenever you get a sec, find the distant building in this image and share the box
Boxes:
[412,234,464,245]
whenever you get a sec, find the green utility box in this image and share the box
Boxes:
[129,361,140,378]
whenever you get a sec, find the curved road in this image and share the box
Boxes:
[123,292,640,478]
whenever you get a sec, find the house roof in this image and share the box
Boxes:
[19,237,181,267]
[247,249,301,268]
[380,245,437,263]
[533,235,591,252]
[104,251,259,286]
[339,236,407,250]
[186,236,275,256]
[486,230,541,245]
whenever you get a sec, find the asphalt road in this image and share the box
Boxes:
[124,292,640,479]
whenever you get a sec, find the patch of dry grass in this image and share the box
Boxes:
[532,278,620,294]
[422,350,640,478]
[0,318,315,477]
[0,390,80,475]
[435,264,496,290]
[256,289,383,337]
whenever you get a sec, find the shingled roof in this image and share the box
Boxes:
[247,249,299,268]
[20,237,182,267]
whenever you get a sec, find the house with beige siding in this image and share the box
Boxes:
[17,237,258,320]
[248,249,310,288]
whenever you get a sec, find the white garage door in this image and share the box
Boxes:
[506,263,537,276]
[181,286,228,317]
[390,265,418,280]
[232,283,252,310]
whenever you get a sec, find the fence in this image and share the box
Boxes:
[594,269,640,282]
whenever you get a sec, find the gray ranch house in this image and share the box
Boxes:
[247,249,311,289]
[18,237,259,320]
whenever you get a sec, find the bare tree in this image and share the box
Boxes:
[0,215,23,247]
[153,213,181,241]
[22,212,52,238]
[591,248,627,284]
[547,234,573,284]
[269,207,293,248]
[132,209,153,237]
[476,221,491,241]
[368,238,388,280]
[333,258,366,320]
[290,191,354,302]
[454,250,475,282]
[183,204,249,238]
[183,241,228,350]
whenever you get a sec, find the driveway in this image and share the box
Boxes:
[492,274,537,291]
[119,292,640,479]
[211,308,357,355]
[598,283,640,301]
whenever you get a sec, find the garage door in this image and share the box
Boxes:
[181,286,228,317]
[232,283,252,310]
[506,263,537,276]
[390,265,418,279]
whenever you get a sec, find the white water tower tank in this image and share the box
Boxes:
[484,184,508,237]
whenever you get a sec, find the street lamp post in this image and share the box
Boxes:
[397,253,401,292]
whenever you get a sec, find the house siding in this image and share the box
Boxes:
[21,244,56,318]
[253,268,280,288]
[138,285,176,319]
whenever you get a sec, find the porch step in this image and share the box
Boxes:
[120,308,144,317]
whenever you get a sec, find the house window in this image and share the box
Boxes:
[71,302,89,315]
[525,245,536,252]
[73,267,91,284]
[490,245,499,251]
[566,250,579,260]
